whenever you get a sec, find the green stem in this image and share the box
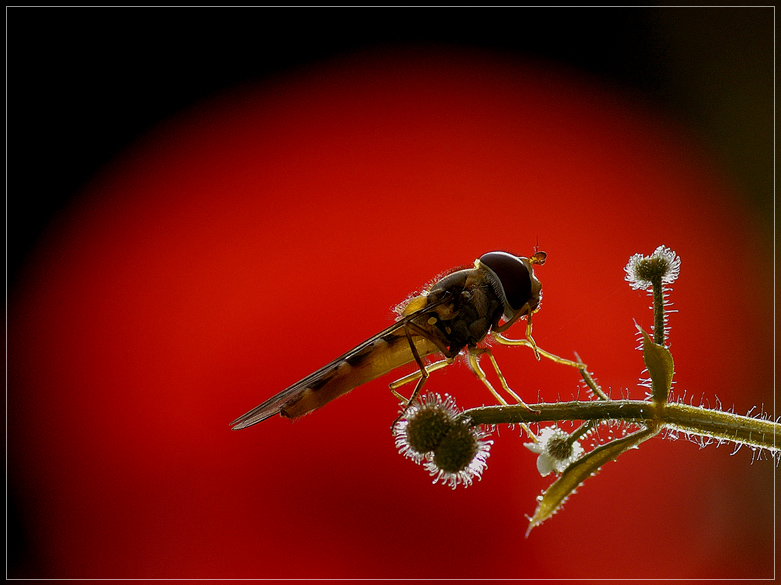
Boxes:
[568,419,596,446]
[652,275,665,346]
[461,400,779,453]
[662,402,778,451]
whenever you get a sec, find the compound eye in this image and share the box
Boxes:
[479,251,532,312]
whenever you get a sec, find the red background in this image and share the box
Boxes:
[9,32,774,581]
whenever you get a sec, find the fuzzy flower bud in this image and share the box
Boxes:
[394,393,492,488]
[625,245,681,291]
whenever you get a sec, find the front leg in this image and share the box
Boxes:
[492,332,608,400]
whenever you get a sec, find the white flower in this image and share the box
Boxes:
[624,245,681,291]
[524,426,584,476]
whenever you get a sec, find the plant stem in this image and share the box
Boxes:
[462,400,779,453]
[652,275,665,345]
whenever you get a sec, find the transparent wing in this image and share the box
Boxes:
[230,297,448,430]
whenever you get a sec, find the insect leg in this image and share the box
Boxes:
[467,347,534,410]
[467,347,534,437]
[389,319,454,403]
[525,312,541,360]
[389,358,453,399]
[390,325,437,428]
[492,332,608,400]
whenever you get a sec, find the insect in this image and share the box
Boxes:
[230,249,579,430]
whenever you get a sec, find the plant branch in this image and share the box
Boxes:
[461,399,779,453]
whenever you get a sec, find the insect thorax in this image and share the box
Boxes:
[420,268,505,357]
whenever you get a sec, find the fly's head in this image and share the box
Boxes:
[477,250,544,333]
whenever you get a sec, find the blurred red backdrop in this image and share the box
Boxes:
[10,49,774,578]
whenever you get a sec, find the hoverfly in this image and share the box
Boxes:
[231,249,564,430]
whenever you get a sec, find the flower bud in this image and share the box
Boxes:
[625,245,681,291]
[394,393,492,488]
